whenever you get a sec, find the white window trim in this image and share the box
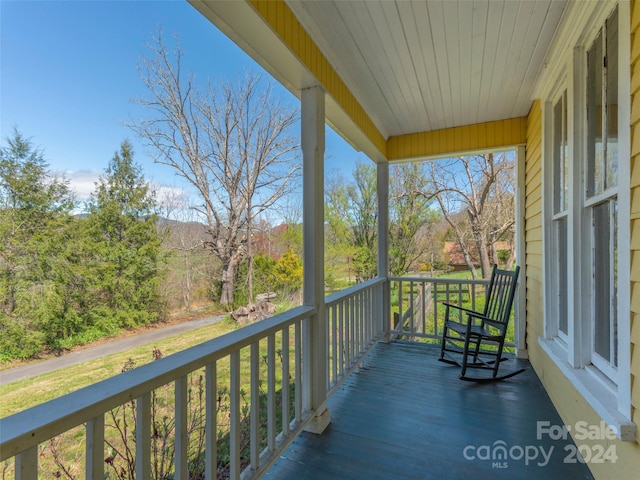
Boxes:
[538,338,634,441]
[543,77,571,344]
[545,82,572,346]
[539,0,633,441]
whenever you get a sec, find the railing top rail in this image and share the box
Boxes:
[0,304,315,462]
[325,277,385,307]
[388,276,490,285]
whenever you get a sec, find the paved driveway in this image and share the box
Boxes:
[0,314,226,386]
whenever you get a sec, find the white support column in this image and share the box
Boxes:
[515,145,528,358]
[377,161,390,341]
[301,85,330,434]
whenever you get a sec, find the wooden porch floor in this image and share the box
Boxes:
[266,341,594,480]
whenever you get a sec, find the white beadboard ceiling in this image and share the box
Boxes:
[286,0,567,139]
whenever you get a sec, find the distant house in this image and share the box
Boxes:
[443,241,511,271]
[252,223,289,260]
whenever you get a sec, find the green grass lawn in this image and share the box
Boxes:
[0,319,240,418]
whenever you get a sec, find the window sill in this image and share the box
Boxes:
[538,337,636,442]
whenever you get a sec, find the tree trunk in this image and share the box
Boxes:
[477,240,491,279]
[448,222,477,280]
[247,254,254,304]
[220,257,240,306]
[469,213,491,279]
[460,244,478,280]
[490,241,498,267]
[506,243,516,271]
[247,213,254,304]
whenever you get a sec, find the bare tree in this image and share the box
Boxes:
[428,153,515,279]
[158,188,209,312]
[130,32,300,306]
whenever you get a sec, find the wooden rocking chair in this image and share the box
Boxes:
[439,265,524,382]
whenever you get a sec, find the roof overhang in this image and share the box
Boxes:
[188,0,567,162]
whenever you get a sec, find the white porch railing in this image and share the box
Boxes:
[0,276,493,479]
[389,276,491,341]
[0,306,315,480]
[325,277,386,396]
[0,278,386,480]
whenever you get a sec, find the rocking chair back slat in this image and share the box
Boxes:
[483,266,519,326]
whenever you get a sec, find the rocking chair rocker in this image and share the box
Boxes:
[439,265,524,382]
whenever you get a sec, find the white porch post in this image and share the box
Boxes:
[301,85,330,434]
[515,145,528,358]
[377,161,390,340]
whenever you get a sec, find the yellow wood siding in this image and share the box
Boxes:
[386,117,527,161]
[249,0,386,156]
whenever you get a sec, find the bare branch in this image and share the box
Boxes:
[428,153,515,278]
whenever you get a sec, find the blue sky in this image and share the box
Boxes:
[1,0,360,207]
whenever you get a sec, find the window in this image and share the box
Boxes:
[541,3,632,439]
[585,7,618,378]
[586,10,619,198]
[551,90,569,339]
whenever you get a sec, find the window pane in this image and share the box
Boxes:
[562,91,569,210]
[613,200,618,367]
[593,201,612,363]
[606,8,618,190]
[553,92,568,214]
[587,30,604,197]
[556,217,568,335]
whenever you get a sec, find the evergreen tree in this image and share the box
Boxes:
[0,129,75,358]
[86,140,165,328]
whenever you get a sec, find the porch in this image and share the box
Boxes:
[0,277,581,479]
[267,341,594,480]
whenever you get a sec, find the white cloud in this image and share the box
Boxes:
[63,169,101,202]
[60,170,200,220]
[155,184,203,221]
[155,184,191,206]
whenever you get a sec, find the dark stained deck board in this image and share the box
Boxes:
[266,341,595,480]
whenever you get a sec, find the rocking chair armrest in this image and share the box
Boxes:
[442,304,504,329]
[465,312,506,331]
[442,302,495,322]
[465,311,494,323]
[483,317,506,327]
[442,302,481,318]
